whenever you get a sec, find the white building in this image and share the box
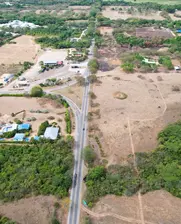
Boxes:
[44,127,59,140]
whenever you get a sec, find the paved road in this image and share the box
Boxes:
[67,39,95,224]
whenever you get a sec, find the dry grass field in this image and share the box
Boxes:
[0,196,63,224]
[88,68,181,164]
[102,6,164,20]
[0,35,40,65]
[87,190,181,224]
[0,97,66,136]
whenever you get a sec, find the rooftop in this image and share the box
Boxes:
[44,127,59,140]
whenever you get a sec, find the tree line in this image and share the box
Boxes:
[85,120,181,207]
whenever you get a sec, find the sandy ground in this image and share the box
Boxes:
[0,97,66,136]
[88,190,181,224]
[89,67,181,164]
[98,27,113,36]
[0,196,63,224]
[102,6,164,20]
[0,35,40,64]
[53,83,83,108]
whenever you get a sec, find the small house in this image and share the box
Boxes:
[18,123,31,131]
[13,133,25,141]
[44,127,59,140]
[1,123,17,133]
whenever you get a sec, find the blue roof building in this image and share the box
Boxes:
[13,133,25,141]
[18,123,31,131]
[44,127,59,140]
[34,136,40,141]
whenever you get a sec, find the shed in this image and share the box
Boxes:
[18,123,31,131]
[44,127,59,140]
[13,133,25,141]
[177,29,181,33]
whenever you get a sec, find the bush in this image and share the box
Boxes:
[14,118,22,124]
[38,120,49,136]
[65,109,71,134]
[172,85,180,92]
[31,86,44,97]
[83,146,96,167]
[88,74,97,83]
[88,58,99,74]
[89,91,97,99]
[121,62,134,73]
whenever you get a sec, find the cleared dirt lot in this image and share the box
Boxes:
[0,196,63,224]
[102,6,164,20]
[53,83,83,108]
[0,97,66,136]
[89,68,181,163]
[88,190,181,224]
[0,35,40,64]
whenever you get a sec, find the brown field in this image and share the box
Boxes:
[0,97,67,136]
[98,26,113,36]
[53,83,83,108]
[0,196,64,224]
[0,35,40,64]
[85,190,181,224]
[136,27,174,39]
[89,68,181,164]
[0,64,23,76]
[102,6,164,20]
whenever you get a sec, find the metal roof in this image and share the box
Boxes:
[18,123,31,130]
[44,127,59,140]
[13,133,25,141]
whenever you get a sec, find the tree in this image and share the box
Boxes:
[76,76,85,86]
[38,120,49,136]
[88,58,99,74]
[83,146,96,166]
[31,86,43,97]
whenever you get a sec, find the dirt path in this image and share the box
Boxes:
[82,205,156,224]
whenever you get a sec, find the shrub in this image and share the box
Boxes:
[121,62,134,73]
[14,118,22,124]
[172,85,180,92]
[88,58,99,74]
[31,86,43,97]
[83,146,96,167]
[89,91,97,99]
[88,74,97,83]
[38,121,49,136]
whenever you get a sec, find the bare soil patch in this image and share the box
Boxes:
[0,196,64,224]
[102,6,164,20]
[0,97,66,136]
[53,83,83,108]
[136,27,174,39]
[0,64,23,76]
[89,68,181,163]
[0,35,40,64]
[89,190,181,224]
[98,26,113,36]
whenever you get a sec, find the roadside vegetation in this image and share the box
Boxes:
[85,121,181,206]
[0,215,16,224]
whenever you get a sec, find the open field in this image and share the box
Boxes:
[0,35,40,64]
[0,97,66,136]
[0,64,23,76]
[87,190,181,224]
[89,67,181,164]
[102,6,164,20]
[53,83,83,108]
[0,196,63,224]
